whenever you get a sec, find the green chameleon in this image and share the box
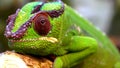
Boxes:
[4,0,120,68]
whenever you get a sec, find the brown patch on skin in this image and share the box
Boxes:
[31,3,44,14]
[46,1,64,18]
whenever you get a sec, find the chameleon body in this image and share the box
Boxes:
[4,0,120,68]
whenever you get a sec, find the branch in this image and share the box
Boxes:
[0,51,53,68]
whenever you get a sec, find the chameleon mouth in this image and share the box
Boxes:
[9,37,58,43]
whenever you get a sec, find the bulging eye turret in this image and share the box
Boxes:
[32,12,51,36]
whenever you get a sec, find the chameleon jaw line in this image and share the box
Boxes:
[9,37,58,43]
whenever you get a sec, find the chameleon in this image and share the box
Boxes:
[4,0,120,68]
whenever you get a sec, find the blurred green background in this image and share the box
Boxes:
[0,0,120,52]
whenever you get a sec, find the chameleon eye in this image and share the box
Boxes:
[32,12,51,36]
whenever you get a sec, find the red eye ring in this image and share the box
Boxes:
[32,12,51,36]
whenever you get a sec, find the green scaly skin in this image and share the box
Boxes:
[5,1,120,68]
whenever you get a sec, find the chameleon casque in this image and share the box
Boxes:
[4,0,120,68]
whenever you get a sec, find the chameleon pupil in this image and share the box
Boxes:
[40,19,46,25]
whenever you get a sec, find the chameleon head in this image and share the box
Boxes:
[4,0,64,55]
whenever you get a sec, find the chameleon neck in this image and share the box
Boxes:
[65,4,120,59]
